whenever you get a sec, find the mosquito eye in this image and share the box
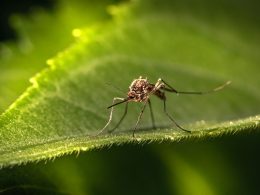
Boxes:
[128,93,135,99]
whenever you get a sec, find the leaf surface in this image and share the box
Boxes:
[0,0,113,112]
[0,0,259,168]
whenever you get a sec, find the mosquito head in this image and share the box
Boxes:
[127,77,154,102]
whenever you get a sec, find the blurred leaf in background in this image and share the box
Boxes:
[0,0,260,194]
[0,0,116,113]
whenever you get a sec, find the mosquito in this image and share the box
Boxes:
[97,76,231,137]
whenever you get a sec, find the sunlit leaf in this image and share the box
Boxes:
[0,0,259,169]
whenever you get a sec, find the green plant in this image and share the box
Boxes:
[0,0,259,194]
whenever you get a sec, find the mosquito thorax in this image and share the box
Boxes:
[127,77,154,102]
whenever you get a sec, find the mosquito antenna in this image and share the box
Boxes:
[105,82,125,95]
[107,98,129,109]
[163,80,231,95]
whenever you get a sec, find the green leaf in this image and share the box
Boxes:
[0,0,260,169]
[0,0,113,113]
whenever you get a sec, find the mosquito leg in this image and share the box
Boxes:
[161,79,231,95]
[108,102,128,133]
[163,98,191,133]
[160,79,178,93]
[133,101,148,137]
[95,97,125,136]
[148,99,156,129]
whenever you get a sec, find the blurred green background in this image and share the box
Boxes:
[0,0,260,194]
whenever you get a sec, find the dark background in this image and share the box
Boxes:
[0,0,54,41]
